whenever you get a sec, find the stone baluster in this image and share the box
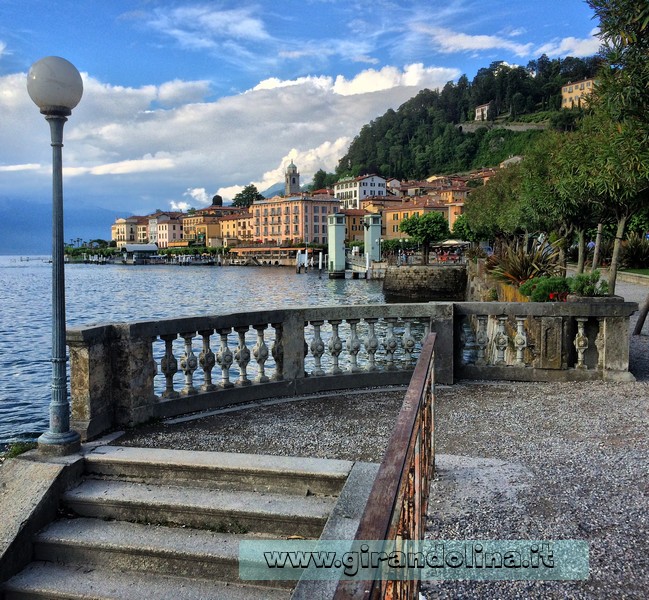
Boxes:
[216,328,234,388]
[364,318,379,371]
[234,326,251,385]
[595,318,605,370]
[574,318,589,369]
[252,325,270,383]
[401,320,416,366]
[179,332,198,395]
[347,319,362,373]
[198,329,217,392]
[271,323,284,381]
[494,316,508,365]
[383,318,399,370]
[513,317,527,366]
[475,315,488,365]
[160,334,179,399]
[328,320,343,375]
[309,321,326,376]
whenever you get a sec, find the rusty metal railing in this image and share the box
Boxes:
[332,332,436,600]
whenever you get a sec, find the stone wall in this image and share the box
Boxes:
[383,265,467,301]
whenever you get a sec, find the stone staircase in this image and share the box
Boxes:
[1,445,354,599]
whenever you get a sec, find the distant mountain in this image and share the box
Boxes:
[262,182,311,198]
[262,182,284,198]
[0,198,122,255]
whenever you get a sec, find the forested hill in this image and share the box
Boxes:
[335,55,601,180]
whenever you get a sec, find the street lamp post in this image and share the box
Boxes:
[27,56,83,455]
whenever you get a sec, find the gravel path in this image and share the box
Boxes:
[114,278,649,600]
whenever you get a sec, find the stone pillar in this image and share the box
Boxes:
[110,324,158,429]
[280,311,307,380]
[597,316,634,380]
[429,303,454,384]
[68,325,114,441]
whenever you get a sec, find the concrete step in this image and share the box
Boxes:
[63,478,335,538]
[2,561,291,600]
[85,445,352,496]
[33,518,292,589]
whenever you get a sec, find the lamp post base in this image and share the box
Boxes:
[37,430,81,456]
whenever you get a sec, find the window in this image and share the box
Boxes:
[314,225,319,234]
[313,206,319,213]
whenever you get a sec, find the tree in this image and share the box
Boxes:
[399,212,450,264]
[451,214,476,242]
[309,169,337,191]
[232,184,264,208]
[573,1,649,295]
[463,163,527,244]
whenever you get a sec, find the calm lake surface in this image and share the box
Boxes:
[0,255,386,447]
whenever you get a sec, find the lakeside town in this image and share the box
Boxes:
[104,79,596,262]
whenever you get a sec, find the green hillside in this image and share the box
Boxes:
[335,55,600,180]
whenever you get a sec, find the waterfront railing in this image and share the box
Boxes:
[67,300,636,441]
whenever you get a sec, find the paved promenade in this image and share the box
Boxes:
[114,278,649,600]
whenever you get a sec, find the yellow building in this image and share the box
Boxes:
[381,196,464,240]
[340,209,369,243]
[182,213,222,246]
[111,217,140,249]
[561,78,595,109]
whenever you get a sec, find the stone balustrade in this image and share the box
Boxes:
[67,299,636,441]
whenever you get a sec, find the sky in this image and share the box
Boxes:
[0,0,601,252]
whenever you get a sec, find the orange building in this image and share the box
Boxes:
[252,194,340,246]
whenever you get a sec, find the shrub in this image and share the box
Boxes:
[569,270,609,297]
[621,233,649,269]
[519,276,571,302]
[465,246,487,261]
[486,241,561,285]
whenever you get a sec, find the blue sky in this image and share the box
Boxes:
[0,0,600,251]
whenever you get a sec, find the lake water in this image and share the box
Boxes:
[0,256,386,447]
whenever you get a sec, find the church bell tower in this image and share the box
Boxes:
[285,160,300,196]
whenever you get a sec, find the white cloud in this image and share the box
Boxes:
[183,187,211,206]
[0,41,6,57]
[147,5,271,49]
[252,63,460,97]
[416,25,534,57]
[251,75,334,93]
[536,28,601,58]
[65,155,175,177]
[170,201,192,211]
[157,80,212,107]
[0,63,457,211]
[0,163,41,172]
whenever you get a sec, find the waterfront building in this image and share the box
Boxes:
[111,216,140,250]
[136,216,149,244]
[381,196,464,240]
[219,210,255,247]
[252,193,339,246]
[561,78,595,109]
[182,213,222,246]
[334,174,387,210]
[156,213,184,248]
[339,209,370,243]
